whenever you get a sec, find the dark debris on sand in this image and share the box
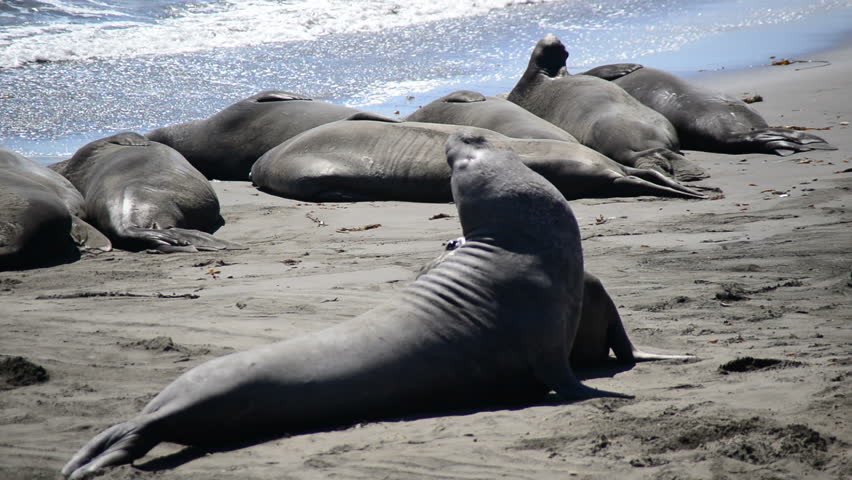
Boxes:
[718,357,804,374]
[0,355,49,390]
[120,336,212,357]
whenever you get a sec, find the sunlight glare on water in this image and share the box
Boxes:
[1,0,850,162]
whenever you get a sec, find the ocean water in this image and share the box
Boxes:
[1,0,851,163]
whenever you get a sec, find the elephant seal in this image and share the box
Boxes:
[582,64,837,155]
[63,133,610,479]
[507,35,708,182]
[55,132,242,252]
[406,90,580,143]
[251,118,705,202]
[1,147,85,216]
[1,147,110,269]
[422,237,693,366]
[146,91,387,180]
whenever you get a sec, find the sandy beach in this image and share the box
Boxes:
[1,41,850,480]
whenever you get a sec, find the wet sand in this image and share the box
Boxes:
[1,44,850,480]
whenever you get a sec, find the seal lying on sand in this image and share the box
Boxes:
[406,90,580,143]
[422,237,693,367]
[251,118,705,202]
[582,64,837,155]
[146,91,381,180]
[54,132,242,253]
[62,133,611,478]
[507,35,708,182]
[405,90,701,196]
[1,147,110,270]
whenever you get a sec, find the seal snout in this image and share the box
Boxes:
[445,133,489,169]
[533,34,569,77]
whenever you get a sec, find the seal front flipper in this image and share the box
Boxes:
[529,336,631,400]
[734,128,838,156]
[62,418,158,479]
[609,315,696,363]
[70,216,112,252]
[581,63,644,81]
[534,360,632,400]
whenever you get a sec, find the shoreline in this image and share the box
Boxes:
[23,35,852,167]
[6,1,852,163]
[2,32,851,480]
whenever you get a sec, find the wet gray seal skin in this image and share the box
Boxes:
[0,147,110,270]
[507,35,708,182]
[62,133,614,479]
[251,118,705,202]
[1,149,77,269]
[581,64,837,155]
[55,132,242,253]
[1,147,85,216]
[406,90,580,143]
[146,91,378,180]
[422,237,693,367]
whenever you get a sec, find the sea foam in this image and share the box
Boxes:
[0,0,558,69]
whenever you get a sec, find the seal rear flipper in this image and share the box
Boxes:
[601,292,695,363]
[630,349,695,362]
[122,226,244,253]
[70,216,112,252]
[733,128,838,156]
[619,166,708,198]
[612,175,707,199]
[581,63,644,80]
[633,148,709,182]
[62,417,159,479]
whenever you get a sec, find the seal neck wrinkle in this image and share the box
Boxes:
[403,244,513,329]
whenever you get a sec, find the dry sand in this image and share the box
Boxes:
[1,44,850,480]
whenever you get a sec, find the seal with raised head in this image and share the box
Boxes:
[54,132,241,252]
[146,91,385,180]
[63,133,609,478]
[251,118,705,202]
[507,35,708,182]
[1,147,110,270]
[422,237,693,366]
[581,64,837,155]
